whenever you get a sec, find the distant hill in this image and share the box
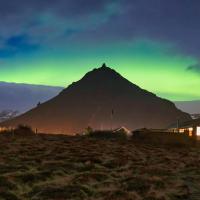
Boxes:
[175,100,200,114]
[0,82,63,113]
[1,64,191,134]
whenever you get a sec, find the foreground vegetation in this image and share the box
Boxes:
[0,132,200,200]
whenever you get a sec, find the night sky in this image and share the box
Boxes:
[0,0,200,101]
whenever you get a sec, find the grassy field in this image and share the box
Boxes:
[0,133,200,200]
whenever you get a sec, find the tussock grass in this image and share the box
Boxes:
[0,133,199,199]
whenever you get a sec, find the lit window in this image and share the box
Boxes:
[197,127,200,136]
[189,127,193,137]
[179,129,185,133]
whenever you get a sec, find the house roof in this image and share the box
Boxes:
[113,126,131,134]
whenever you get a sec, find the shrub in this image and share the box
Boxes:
[14,125,35,135]
[88,130,127,139]
[1,125,35,136]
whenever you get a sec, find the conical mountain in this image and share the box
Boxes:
[1,64,191,134]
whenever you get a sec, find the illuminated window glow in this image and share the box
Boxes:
[179,129,185,133]
[189,127,193,137]
[197,127,200,136]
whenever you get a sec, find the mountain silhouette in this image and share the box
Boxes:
[1,64,191,134]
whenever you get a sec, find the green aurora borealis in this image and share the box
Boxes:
[1,0,200,102]
[1,40,199,101]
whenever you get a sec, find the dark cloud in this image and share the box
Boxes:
[0,34,39,58]
[187,63,200,73]
[0,0,200,58]
[0,0,118,52]
[83,0,200,56]
[0,0,113,17]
